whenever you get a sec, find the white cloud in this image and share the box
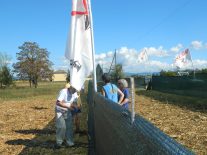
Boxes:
[145,46,169,57]
[171,59,207,71]
[192,59,207,69]
[59,42,207,73]
[123,60,172,73]
[53,57,69,71]
[55,65,68,71]
[95,53,106,60]
[117,47,139,65]
[191,40,203,50]
[95,47,172,73]
[170,44,183,53]
[106,51,114,57]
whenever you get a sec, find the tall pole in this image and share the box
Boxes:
[115,49,117,81]
[192,60,195,79]
[108,50,116,73]
[188,48,195,79]
[87,0,97,92]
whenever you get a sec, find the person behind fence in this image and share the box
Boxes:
[146,79,152,90]
[101,73,124,104]
[55,83,78,148]
[117,79,130,109]
[71,91,82,133]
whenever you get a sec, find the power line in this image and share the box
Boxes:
[139,0,193,41]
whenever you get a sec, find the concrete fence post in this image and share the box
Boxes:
[130,77,135,124]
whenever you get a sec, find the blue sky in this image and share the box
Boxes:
[0,0,207,73]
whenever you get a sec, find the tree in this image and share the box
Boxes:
[160,70,177,76]
[13,42,53,88]
[0,52,13,88]
[0,66,13,88]
[96,64,103,82]
[0,52,11,68]
[201,68,207,73]
[110,64,125,81]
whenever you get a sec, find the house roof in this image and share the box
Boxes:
[53,70,67,74]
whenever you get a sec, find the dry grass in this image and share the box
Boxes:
[0,82,88,155]
[135,90,207,155]
[1,81,207,154]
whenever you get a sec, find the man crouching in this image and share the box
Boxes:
[55,83,78,148]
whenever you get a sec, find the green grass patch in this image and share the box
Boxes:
[0,82,65,101]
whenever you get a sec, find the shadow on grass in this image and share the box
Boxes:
[6,138,55,149]
[15,129,55,135]
[5,87,90,154]
[138,90,207,113]
[6,119,89,154]
[6,118,56,153]
[31,106,48,110]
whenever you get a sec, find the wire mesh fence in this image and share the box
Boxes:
[87,81,194,155]
[151,74,207,98]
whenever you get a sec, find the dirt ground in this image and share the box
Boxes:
[0,92,206,155]
[135,94,207,155]
[0,96,88,155]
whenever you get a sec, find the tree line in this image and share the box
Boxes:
[160,69,207,77]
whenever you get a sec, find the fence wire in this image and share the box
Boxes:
[87,81,194,155]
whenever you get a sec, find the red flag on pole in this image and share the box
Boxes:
[138,48,148,63]
[174,48,192,69]
[65,0,94,91]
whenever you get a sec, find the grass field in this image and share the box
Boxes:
[0,81,88,155]
[1,81,207,154]
[138,90,207,113]
[136,90,207,154]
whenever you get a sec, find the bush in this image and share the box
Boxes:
[0,66,13,88]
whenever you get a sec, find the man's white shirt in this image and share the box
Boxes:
[55,88,78,118]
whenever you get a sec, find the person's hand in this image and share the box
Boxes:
[77,104,81,109]
[68,104,75,110]
[71,102,78,108]
[71,102,79,109]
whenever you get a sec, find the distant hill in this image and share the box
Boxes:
[125,72,160,77]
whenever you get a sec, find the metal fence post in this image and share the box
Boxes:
[130,77,135,124]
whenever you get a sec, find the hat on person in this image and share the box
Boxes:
[65,83,71,88]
